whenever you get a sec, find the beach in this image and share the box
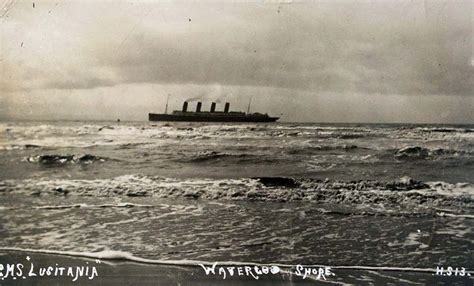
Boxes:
[0,121,473,285]
[1,250,472,285]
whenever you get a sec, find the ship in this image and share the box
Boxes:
[148,101,279,122]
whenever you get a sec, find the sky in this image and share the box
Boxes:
[0,0,473,123]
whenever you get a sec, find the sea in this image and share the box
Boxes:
[0,121,473,284]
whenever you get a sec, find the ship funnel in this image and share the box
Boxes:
[196,102,202,112]
[224,102,230,113]
[210,102,216,112]
[182,101,188,112]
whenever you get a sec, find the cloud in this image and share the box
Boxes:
[2,1,472,96]
[43,77,115,90]
[90,1,472,96]
[1,1,472,123]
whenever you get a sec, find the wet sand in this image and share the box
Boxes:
[1,251,472,285]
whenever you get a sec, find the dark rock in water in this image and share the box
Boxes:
[255,177,300,188]
[98,125,114,131]
[126,191,148,197]
[24,144,41,149]
[37,155,74,165]
[76,154,102,163]
[429,128,456,133]
[53,187,69,195]
[337,133,364,139]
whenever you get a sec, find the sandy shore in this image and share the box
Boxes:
[0,251,472,285]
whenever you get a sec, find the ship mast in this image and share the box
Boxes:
[247,96,252,114]
[164,94,170,114]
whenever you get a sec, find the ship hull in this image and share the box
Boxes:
[148,113,279,122]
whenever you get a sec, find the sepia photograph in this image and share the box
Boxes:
[0,0,473,285]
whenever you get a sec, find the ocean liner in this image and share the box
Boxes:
[148,101,279,122]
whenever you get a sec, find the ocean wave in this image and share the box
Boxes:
[3,123,472,154]
[0,144,43,151]
[24,154,107,165]
[335,133,369,139]
[184,151,275,164]
[288,144,365,155]
[117,142,154,149]
[394,146,470,160]
[418,127,474,133]
[33,203,154,210]
[188,151,245,162]
[1,176,472,210]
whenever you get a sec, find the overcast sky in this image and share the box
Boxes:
[1,0,472,123]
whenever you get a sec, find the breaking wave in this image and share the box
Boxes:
[1,175,472,211]
[24,154,108,165]
[394,146,470,160]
